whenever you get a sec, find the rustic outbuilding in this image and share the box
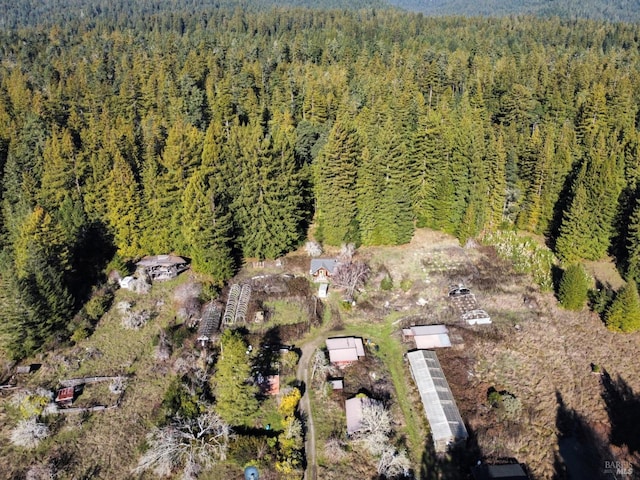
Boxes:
[55,386,75,406]
[136,255,189,281]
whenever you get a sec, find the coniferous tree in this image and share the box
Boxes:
[558,263,590,310]
[212,329,259,425]
[106,154,144,259]
[234,124,306,259]
[413,110,447,229]
[182,170,235,284]
[626,197,640,284]
[605,280,640,333]
[485,128,507,229]
[38,127,80,210]
[314,117,361,245]
[144,119,203,254]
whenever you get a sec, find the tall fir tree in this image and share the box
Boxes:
[625,197,640,284]
[485,128,507,229]
[314,117,361,245]
[182,170,235,285]
[234,124,306,259]
[106,153,144,259]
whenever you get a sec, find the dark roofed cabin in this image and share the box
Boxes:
[136,255,189,281]
[310,258,338,283]
[471,463,530,480]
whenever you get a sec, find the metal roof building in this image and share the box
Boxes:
[402,325,452,349]
[326,337,366,365]
[407,349,468,452]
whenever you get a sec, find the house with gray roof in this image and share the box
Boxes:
[310,258,338,283]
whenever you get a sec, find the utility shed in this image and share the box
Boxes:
[55,386,75,406]
[403,325,451,349]
[471,463,530,480]
[326,337,365,366]
[345,396,366,435]
[407,350,468,452]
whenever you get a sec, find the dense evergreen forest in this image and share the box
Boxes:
[1,6,640,358]
[389,0,640,23]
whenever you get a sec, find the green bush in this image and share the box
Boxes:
[70,326,89,344]
[84,289,114,321]
[160,377,202,422]
[380,275,393,291]
[400,278,413,292]
[558,264,590,310]
[487,388,522,421]
[105,255,130,277]
[482,230,556,291]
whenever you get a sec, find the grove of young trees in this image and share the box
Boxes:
[2,6,640,356]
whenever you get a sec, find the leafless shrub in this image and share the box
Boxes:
[172,350,200,376]
[338,243,356,262]
[174,282,202,323]
[377,446,411,478]
[133,276,152,294]
[311,349,334,384]
[25,463,56,480]
[10,418,50,448]
[121,310,152,330]
[323,437,347,462]
[332,261,370,300]
[304,241,323,257]
[178,297,202,324]
[133,408,232,479]
[116,301,132,315]
[173,281,202,304]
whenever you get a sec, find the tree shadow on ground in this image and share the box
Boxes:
[419,423,482,480]
[601,370,640,457]
[554,390,616,480]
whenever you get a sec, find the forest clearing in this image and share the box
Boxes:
[1,228,638,479]
[2,2,640,479]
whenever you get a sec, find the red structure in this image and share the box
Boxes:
[55,386,75,406]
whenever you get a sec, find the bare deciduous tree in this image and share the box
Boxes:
[323,437,347,462]
[377,446,411,478]
[353,400,395,457]
[332,261,370,301]
[304,241,323,257]
[10,418,50,448]
[338,243,356,262]
[25,462,56,480]
[311,348,333,384]
[133,408,232,479]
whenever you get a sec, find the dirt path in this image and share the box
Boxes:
[296,332,329,480]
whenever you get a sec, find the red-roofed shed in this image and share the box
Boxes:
[55,386,75,406]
